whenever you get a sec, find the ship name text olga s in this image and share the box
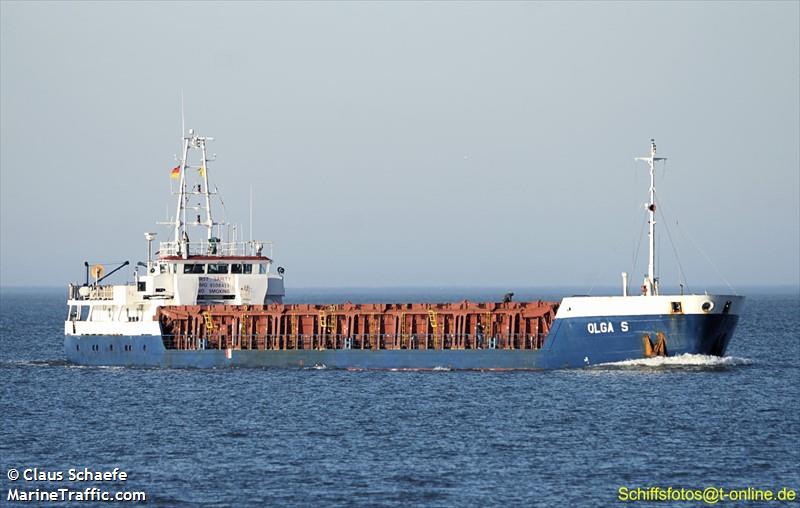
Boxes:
[65,132,743,369]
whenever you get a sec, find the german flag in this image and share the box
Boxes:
[170,166,180,179]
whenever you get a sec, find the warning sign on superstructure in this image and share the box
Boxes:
[198,276,234,296]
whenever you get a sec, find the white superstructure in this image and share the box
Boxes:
[66,129,285,337]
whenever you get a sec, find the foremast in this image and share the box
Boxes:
[635,139,667,296]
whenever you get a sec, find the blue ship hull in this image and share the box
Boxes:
[64,313,739,370]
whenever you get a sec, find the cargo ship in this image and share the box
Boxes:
[64,132,743,369]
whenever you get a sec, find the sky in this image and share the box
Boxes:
[1,1,798,291]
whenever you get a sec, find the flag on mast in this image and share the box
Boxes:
[170,166,180,179]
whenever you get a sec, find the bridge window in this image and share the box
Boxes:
[243,264,253,274]
[231,264,243,274]
[259,264,267,274]
[207,264,229,274]
[183,264,205,274]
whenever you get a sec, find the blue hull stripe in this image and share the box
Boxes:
[65,313,739,370]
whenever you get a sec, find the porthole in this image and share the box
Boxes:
[701,301,714,313]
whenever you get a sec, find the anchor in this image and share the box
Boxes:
[642,331,668,358]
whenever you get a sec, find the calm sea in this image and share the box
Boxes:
[1,288,798,507]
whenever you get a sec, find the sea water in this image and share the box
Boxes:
[1,288,798,506]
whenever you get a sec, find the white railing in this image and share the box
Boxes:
[157,240,272,258]
[67,283,116,301]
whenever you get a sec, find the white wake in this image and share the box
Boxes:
[595,353,754,369]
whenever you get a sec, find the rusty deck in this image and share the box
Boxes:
[157,300,559,351]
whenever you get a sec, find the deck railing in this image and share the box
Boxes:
[162,332,550,352]
[158,240,272,258]
[67,283,117,301]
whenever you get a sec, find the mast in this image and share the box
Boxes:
[173,133,191,249]
[635,139,667,296]
[167,129,217,256]
[200,138,214,240]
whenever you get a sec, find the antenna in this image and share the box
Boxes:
[180,89,185,138]
[249,185,253,243]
